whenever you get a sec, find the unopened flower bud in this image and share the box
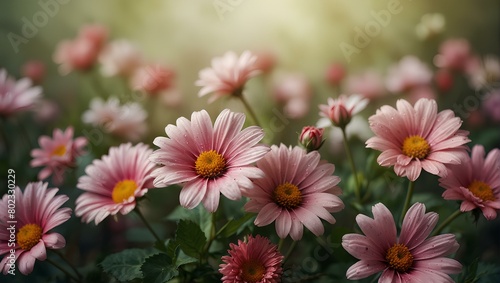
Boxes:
[299,126,324,152]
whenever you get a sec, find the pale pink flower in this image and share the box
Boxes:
[34,99,60,124]
[21,60,46,84]
[342,202,462,282]
[99,40,143,77]
[273,73,312,119]
[386,56,433,93]
[325,63,346,85]
[149,109,268,212]
[439,145,500,220]
[219,235,283,283]
[244,144,344,240]
[319,94,368,128]
[345,70,386,100]
[82,97,147,141]
[366,98,470,181]
[30,127,87,185]
[0,69,42,117]
[466,55,500,90]
[53,24,108,75]
[196,51,261,103]
[433,38,472,71]
[0,182,71,275]
[75,143,155,224]
[130,64,175,95]
[483,89,500,122]
[299,126,324,152]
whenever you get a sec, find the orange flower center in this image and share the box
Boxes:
[195,150,227,179]
[51,144,67,156]
[468,180,495,201]
[273,182,302,209]
[385,243,414,273]
[241,260,265,283]
[401,135,430,159]
[17,223,43,251]
[112,180,137,203]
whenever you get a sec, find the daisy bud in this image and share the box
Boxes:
[299,126,324,152]
[325,63,346,85]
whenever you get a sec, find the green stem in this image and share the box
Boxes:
[277,238,285,252]
[283,241,297,264]
[134,208,162,243]
[238,94,262,128]
[46,258,81,283]
[52,250,82,280]
[399,181,415,225]
[341,127,361,201]
[432,210,463,236]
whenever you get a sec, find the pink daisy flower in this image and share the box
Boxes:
[385,56,433,94]
[244,144,344,240]
[75,143,155,225]
[149,109,268,212]
[0,69,42,117]
[366,98,470,181]
[219,235,283,283]
[342,202,462,282]
[195,51,261,103]
[318,94,368,129]
[130,64,175,95]
[30,127,87,185]
[0,182,72,275]
[439,145,500,220]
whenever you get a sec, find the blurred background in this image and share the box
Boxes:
[1,0,500,282]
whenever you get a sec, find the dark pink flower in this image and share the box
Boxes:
[342,203,462,282]
[21,60,46,84]
[325,63,346,85]
[131,64,175,95]
[219,235,283,283]
[0,182,71,275]
[433,38,472,72]
[440,145,500,220]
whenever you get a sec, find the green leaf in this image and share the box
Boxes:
[99,248,158,281]
[175,250,198,267]
[167,205,212,238]
[175,220,207,258]
[141,254,178,283]
[218,213,255,238]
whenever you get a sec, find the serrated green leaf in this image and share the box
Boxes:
[175,220,207,258]
[99,248,158,282]
[141,254,178,283]
[218,213,255,238]
[165,239,179,259]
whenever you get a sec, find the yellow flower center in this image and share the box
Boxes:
[468,180,495,202]
[195,150,227,179]
[17,223,43,251]
[112,180,138,203]
[401,135,430,159]
[273,182,302,209]
[385,243,414,273]
[51,144,67,156]
[241,260,265,283]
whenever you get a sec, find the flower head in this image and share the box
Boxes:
[219,235,283,283]
[273,73,312,119]
[415,13,446,40]
[299,126,324,152]
[149,109,268,212]
[319,94,368,129]
[483,89,500,122]
[196,51,261,103]
[466,55,500,90]
[75,143,155,224]
[0,182,71,275]
[82,97,147,141]
[22,60,46,84]
[366,98,470,181]
[325,63,346,85]
[99,40,143,77]
[386,56,433,93]
[30,127,87,185]
[244,144,344,240]
[433,38,472,72]
[345,70,386,100]
[131,64,175,95]
[440,145,500,220]
[342,202,462,282]
[0,69,42,117]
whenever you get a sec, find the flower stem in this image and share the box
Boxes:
[52,250,82,280]
[238,94,262,128]
[283,241,298,264]
[341,127,361,201]
[432,209,463,236]
[46,257,81,283]
[399,180,415,225]
[277,238,285,252]
[202,212,218,262]
[134,207,162,243]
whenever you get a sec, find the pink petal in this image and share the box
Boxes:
[179,179,207,209]
[345,260,386,280]
[275,210,292,238]
[254,203,281,226]
[412,234,459,259]
[399,203,438,249]
[413,257,462,274]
